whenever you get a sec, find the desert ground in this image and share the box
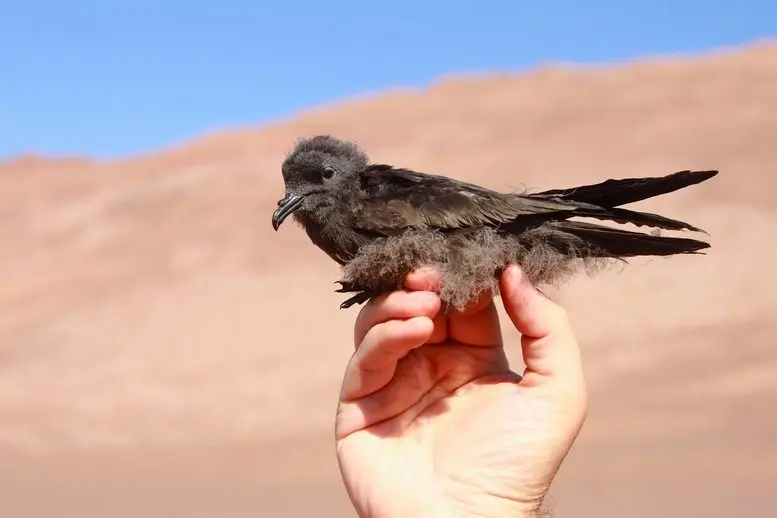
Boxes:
[1,41,776,517]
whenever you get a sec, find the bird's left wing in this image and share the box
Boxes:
[352,165,574,234]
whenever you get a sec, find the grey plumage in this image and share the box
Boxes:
[271,135,718,309]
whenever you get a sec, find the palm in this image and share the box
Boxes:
[335,267,587,518]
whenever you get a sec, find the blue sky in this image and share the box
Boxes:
[1,1,774,159]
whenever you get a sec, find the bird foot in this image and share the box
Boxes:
[339,290,384,309]
[334,280,359,293]
[334,280,387,309]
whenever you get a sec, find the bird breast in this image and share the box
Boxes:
[295,209,366,266]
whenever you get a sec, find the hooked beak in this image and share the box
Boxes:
[271,192,306,230]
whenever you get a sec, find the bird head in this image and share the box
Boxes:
[272,135,369,230]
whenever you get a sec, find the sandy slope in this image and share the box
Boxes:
[1,41,776,517]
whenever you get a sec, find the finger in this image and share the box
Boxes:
[404,266,442,292]
[407,268,502,346]
[406,268,503,346]
[341,316,434,401]
[424,307,446,344]
[500,264,570,339]
[354,290,440,347]
[448,292,502,347]
[500,264,583,382]
[405,267,448,342]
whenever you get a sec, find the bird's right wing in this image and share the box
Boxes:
[352,165,576,234]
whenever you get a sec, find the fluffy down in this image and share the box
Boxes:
[339,223,614,310]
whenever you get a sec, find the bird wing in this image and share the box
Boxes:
[352,165,575,233]
[531,170,718,208]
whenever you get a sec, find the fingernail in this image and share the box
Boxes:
[412,266,437,277]
[506,264,523,282]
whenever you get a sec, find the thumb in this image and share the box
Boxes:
[499,264,585,386]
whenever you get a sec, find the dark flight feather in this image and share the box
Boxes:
[532,169,718,207]
[271,135,718,309]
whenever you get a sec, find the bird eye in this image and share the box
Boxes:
[322,166,336,179]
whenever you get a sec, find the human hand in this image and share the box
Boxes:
[335,264,588,518]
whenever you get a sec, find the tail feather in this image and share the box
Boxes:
[532,169,718,208]
[569,205,707,233]
[547,220,710,258]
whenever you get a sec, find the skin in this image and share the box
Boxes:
[335,264,589,518]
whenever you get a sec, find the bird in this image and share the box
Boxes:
[271,135,718,310]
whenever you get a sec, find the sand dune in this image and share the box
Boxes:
[1,41,776,517]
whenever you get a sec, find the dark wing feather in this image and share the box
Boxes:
[531,170,718,208]
[526,169,718,232]
[550,220,710,256]
[540,201,708,232]
[353,165,576,234]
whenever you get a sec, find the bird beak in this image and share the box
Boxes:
[272,192,306,230]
